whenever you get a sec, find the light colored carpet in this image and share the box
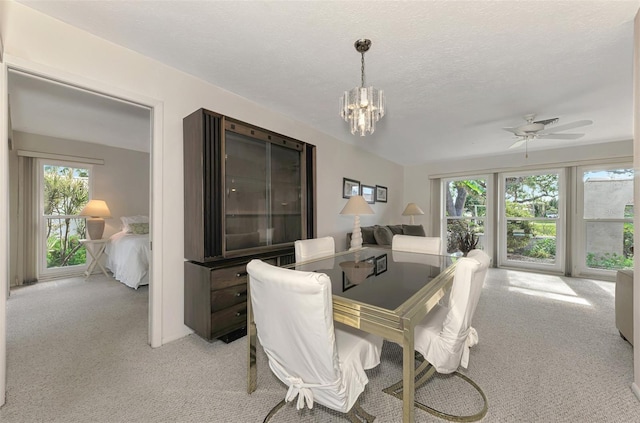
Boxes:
[0,269,637,422]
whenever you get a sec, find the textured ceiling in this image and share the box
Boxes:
[10,0,640,164]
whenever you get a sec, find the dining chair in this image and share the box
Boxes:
[247,259,383,422]
[294,236,335,262]
[384,249,491,422]
[392,234,442,255]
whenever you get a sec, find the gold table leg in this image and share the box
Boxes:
[402,319,415,423]
[247,285,257,394]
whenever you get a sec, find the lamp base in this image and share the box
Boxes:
[86,218,105,240]
[350,215,363,250]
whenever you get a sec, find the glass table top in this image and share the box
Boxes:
[286,247,454,312]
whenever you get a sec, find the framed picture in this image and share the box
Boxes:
[375,185,388,203]
[375,254,388,275]
[360,185,375,204]
[343,178,360,199]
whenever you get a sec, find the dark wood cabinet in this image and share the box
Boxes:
[183,108,315,342]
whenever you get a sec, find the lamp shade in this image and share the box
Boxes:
[340,195,375,216]
[402,202,424,225]
[402,203,424,217]
[79,200,112,218]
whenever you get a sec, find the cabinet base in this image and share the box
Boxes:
[217,326,247,344]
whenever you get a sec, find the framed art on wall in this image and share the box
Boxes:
[343,178,361,198]
[375,185,388,203]
[361,185,375,204]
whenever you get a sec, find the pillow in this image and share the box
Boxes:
[129,222,149,235]
[388,225,404,235]
[121,215,149,232]
[373,226,394,246]
[402,224,426,237]
[361,226,376,245]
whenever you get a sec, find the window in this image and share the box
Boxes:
[499,169,565,273]
[39,160,91,278]
[442,177,488,255]
[576,165,633,277]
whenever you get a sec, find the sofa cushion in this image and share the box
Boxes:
[361,226,377,245]
[388,224,404,235]
[373,226,394,246]
[402,224,426,237]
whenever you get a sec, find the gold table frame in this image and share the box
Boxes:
[246,248,457,423]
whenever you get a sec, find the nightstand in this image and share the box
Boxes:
[80,239,110,279]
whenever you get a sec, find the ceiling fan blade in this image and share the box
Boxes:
[502,127,520,134]
[533,117,559,126]
[537,133,585,140]
[509,139,526,149]
[544,119,592,133]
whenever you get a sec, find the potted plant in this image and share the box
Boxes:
[448,220,479,256]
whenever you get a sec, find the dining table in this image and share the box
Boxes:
[246,246,457,423]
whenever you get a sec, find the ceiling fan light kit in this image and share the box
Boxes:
[340,39,386,136]
[503,114,593,157]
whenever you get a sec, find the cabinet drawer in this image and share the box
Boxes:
[211,302,247,337]
[211,264,248,290]
[211,285,247,312]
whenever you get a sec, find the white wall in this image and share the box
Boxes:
[0,1,404,346]
[8,131,150,285]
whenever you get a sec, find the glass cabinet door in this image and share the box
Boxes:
[224,130,302,252]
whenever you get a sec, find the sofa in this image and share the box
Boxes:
[346,224,426,249]
[616,269,633,345]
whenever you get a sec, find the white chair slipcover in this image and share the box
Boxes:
[294,236,336,262]
[413,249,491,373]
[247,259,383,414]
[392,235,442,255]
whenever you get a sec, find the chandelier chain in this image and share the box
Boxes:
[361,52,366,87]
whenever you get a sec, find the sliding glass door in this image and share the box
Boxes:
[575,165,633,278]
[499,169,565,273]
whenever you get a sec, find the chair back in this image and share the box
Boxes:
[392,234,442,255]
[294,236,335,262]
[247,259,346,409]
[438,249,490,371]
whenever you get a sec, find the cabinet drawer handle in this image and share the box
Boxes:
[235,309,247,317]
[236,271,248,278]
[235,291,247,297]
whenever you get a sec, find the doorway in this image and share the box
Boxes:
[2,65,160,406]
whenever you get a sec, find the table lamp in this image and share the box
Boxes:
[340,195,374,250]
[79,199,112,240]
[402,202,424,224]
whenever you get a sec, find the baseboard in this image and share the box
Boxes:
[632,382,640,401]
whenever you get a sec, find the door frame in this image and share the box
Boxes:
[1,55,165,406]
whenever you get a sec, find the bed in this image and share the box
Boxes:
[105,230,150,289]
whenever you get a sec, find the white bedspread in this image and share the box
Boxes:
[105,231,150,289]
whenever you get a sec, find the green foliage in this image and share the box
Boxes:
[587,252,633,270]
[44,165,89,269]
[525,238,556,259]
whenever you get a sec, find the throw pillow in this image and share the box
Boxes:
[129,222,149,235]
[373,225,394,246]
[402,224,426,236]
[361,226,376,245]
[388,225,404,235]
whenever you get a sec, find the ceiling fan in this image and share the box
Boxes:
[503,114,593,153]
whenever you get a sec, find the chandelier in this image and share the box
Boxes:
[340,39,386,136]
